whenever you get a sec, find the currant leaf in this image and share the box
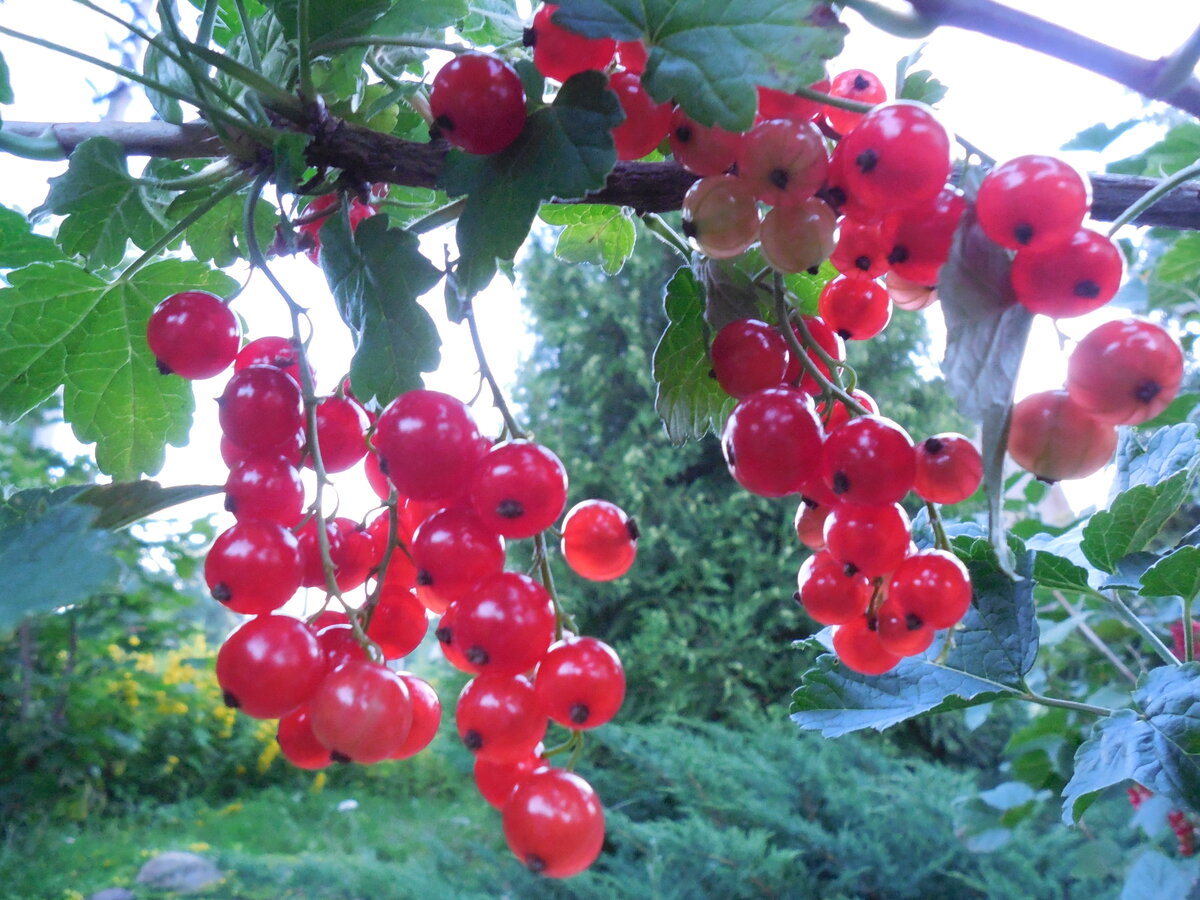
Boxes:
[898,69,947,106]
[1156,233,1200,284]
[554,0,846,131]
[264,0,391,41]
[142,40,188,125]
[791,537,1035,736]
[1139,547,1200,601]
[783,259,837,317]
[1097,552,1158,592]
[1113,423,1200,496]
[539,203,636,275]
[0,50,12,104]
[0,204,66,269]
[320,211,441,405]
[0,499,119,637]
[373,0,469,34]
[0,259,237,478]
[458,0,526,45]
[440,71,622,299]
[1063,664,1200,823]
[652,266,736,444]
[1119,853,1200,900]
[1062,120,1138,152]
[698,258,760,332]
[1083,472,1195,573]
[43,138,172,268]
[163,177,277,267]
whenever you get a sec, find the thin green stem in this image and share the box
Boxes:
[1152,22,1200,98]
[1053,590,1138,684]
[181,41,307,123]
[1184,596,1195,664]
[409,198,465,235]
[925,501,952,552]
[132,158,240,190]
[1107,159,1200,236]
[464,299,526,439]
[234,0,264,73]
[788,83,876,114]
[1017,692,1112,717]
[1103,589,1181,666]
[117,171,252,283]
[296,0,313,99]
[841,0,937,38]
[536,531,577,640]
[196,0,221,50]
[0,128,67,160]
[313,35,467,56]
[639,212,691,260]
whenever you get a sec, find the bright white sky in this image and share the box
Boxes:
[0,0,1195,525]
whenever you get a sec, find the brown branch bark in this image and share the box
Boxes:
[6,118,1200,227]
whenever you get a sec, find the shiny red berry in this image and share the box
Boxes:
[374,390,487,504]
[975,155,1090,250]
[223,454,305,526]
[609,69,672,161]
[456,673,547,763]
[887,549,972,629]
[535,636,625,729]
[218,365,305,453]
[1066,318,1184,424]
[309,660,413,764]
[445,572,556,676]
[1010,228,1123,318]
[215,615,325,719]
[1008,389,1118,481]
[913,433,983,505]
[470,441,568,539]
[821,415,916,504]
[795,550,872,625]
[818,275,892,341]
[560,499,638,581]
[840,101,950,214]
[721,387,825,497]
[710,319,791,399]
[146,291,239,380]
[527,3,616,83]
[825,69,887,134]
[823,501,911,579]
[306,395,369,473]
[668,106,742,176]
[430,52,527,155]
[833,614,900,675]
[205,521,302,614]
[503,769,605,878]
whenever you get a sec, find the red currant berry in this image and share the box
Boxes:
[825,69,887,134]
[823,501,911,579]
[306,395,369,473]
[470,441,568,539]
[475,748,549,809]
[223,454,305,526]
[1011,228,1123,318]
[277,705,334,770]
[315,623,370,670]
[366,584,428,660]
[818,275,892,340]
[737,119,828,207]
[220,428,305,470]
[759,198,837,274]
[297,193,376,265]
[975,155,1090,250]
[310,660,413,764]
[876,597,936,657]
[793,499,831,551]
[840,101,950,214]
[456,673,547,763]
[216,614,325,719]
[328,517,376,592]
[446,572,556,676]
[205,521,302,614]
[795,551,872,625]
[388,673,441,759]
[710,319,791,399]
[146,291,239,380]
[535,636,625,729]
[218,365,305,453]
[785,317,846,396]
[615,40,647,74]
[1066,318,1184,424]
[816,388,879,432]
[721,387,824,498]
[756,78,830,124]
[886,187,966,285]
[609,69,672,161]
[503,769,605,878]
[295,517,344,589]
[833,614,900,675]
[560,499,638,581]
[668,106,742,176]
[411,507,506,609]
[526,3,616,83]
[887,549,972,629]
[823,139,875,221]
[681,175,760,259]
[884,271,938,311]
[430,52,527,155]
[913,433,983,505]
[374,390,487,504]
[821,415,916,504]
[1008,389,1118,482]
[830,216,895,279]
[234,335,309,387]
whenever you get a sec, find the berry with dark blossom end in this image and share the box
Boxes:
[887,549,972,629]
[535,636,625,729]
[1010,227,1123,318]
[975,155,1090,251]
[820,415,915,504]
[205,521,302,614]
[1066,318,1184,424]
[277,706,334,770]
[560,499,639,581]
[823,502,911,579]
[309,660,413,765]
[839,101,950,214]
[833,614,901,675]
[796,550,872,625]
[737,119,828,207]
[1007,389,1118,482]
[818,275,892,341]
[887,187,966,285]
[876,598,936,657]
[470,441,568,539]
[456,674,547,762]
[669,106,743,176]
[411,507,506,608]
[430,52,527,155]
[234,335,309,387]
[759,198,837,274]
[216,614,324,719]
[147,291,239,379]
[503,769,605,878]
[825,69,887,134]
[527,3,616,83]
[681,175,760,259]
[447,572,556,677]
[913,433,983,505]
[223,454,305,526]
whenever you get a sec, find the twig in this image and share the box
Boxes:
[1053,590,1138,684]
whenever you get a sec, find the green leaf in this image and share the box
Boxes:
[272,132,311,196]
[321,212,441,405]
[1099,552,1159,592]
[1062,120,1138,152]
[652,266,736,444]
[1063,664,1200,822]
[554,0,846,131]
[265,0,391,41]
[43,138,171,268]
[1139,392,1200,430]
[1113,423,1200,497]
[791,537,1036,736]
[1140,547,1200,601]
[142,41,187,125]
[0,501,120,636]
[0,260,237,478]
[1110,122,1200,176]
[4,481,222,531]
[1083,472,1194,573]
[0,50,13,104]
[1033,549,1095,595]
[165,181,276,268]
[440,71,622,299]
[783,259,836,317]
[899,70,947,106]
[373,0,469,34]
[698,257,760,331]
[0,204,66,269]
[1156,232,1200,284]
[1119,851,1200,900]
[538,204,636,275]
[458,0,525,45]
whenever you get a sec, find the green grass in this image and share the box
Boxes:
[0,782,504,900]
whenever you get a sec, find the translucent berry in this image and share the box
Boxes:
[218,365,305,453]
[913,433,983,505]
[609,69,672,161]
[833,614,900,675]
[146,291,239,379]
[823,501,911,579]
[737,119,828,207]
[710,318,791,399]
[759,199,836,274]
[1066,318,1184,424]
[975,155,1090,250]
[430,52,527,155]
[669,106,742,176]
[560,499,638,581]
[795,550,872,625]
[503,769,605,878]
[681,175,760,259]
[839,101,950,214]
[887,187,966,285]
[721,387,824,497]
[205,521,302,614]
[526,3,616,83]
[821,415,916,504]
[825,69,887,134]
[216,614,324,719]
[818,275,892,341]
[1007,389,1117,482]
[1010,227,1123,318]
[887,549,972,629]
[374,389,487,504]
[470,441,568,539]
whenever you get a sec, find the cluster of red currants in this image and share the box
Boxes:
[145,289,638,878]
